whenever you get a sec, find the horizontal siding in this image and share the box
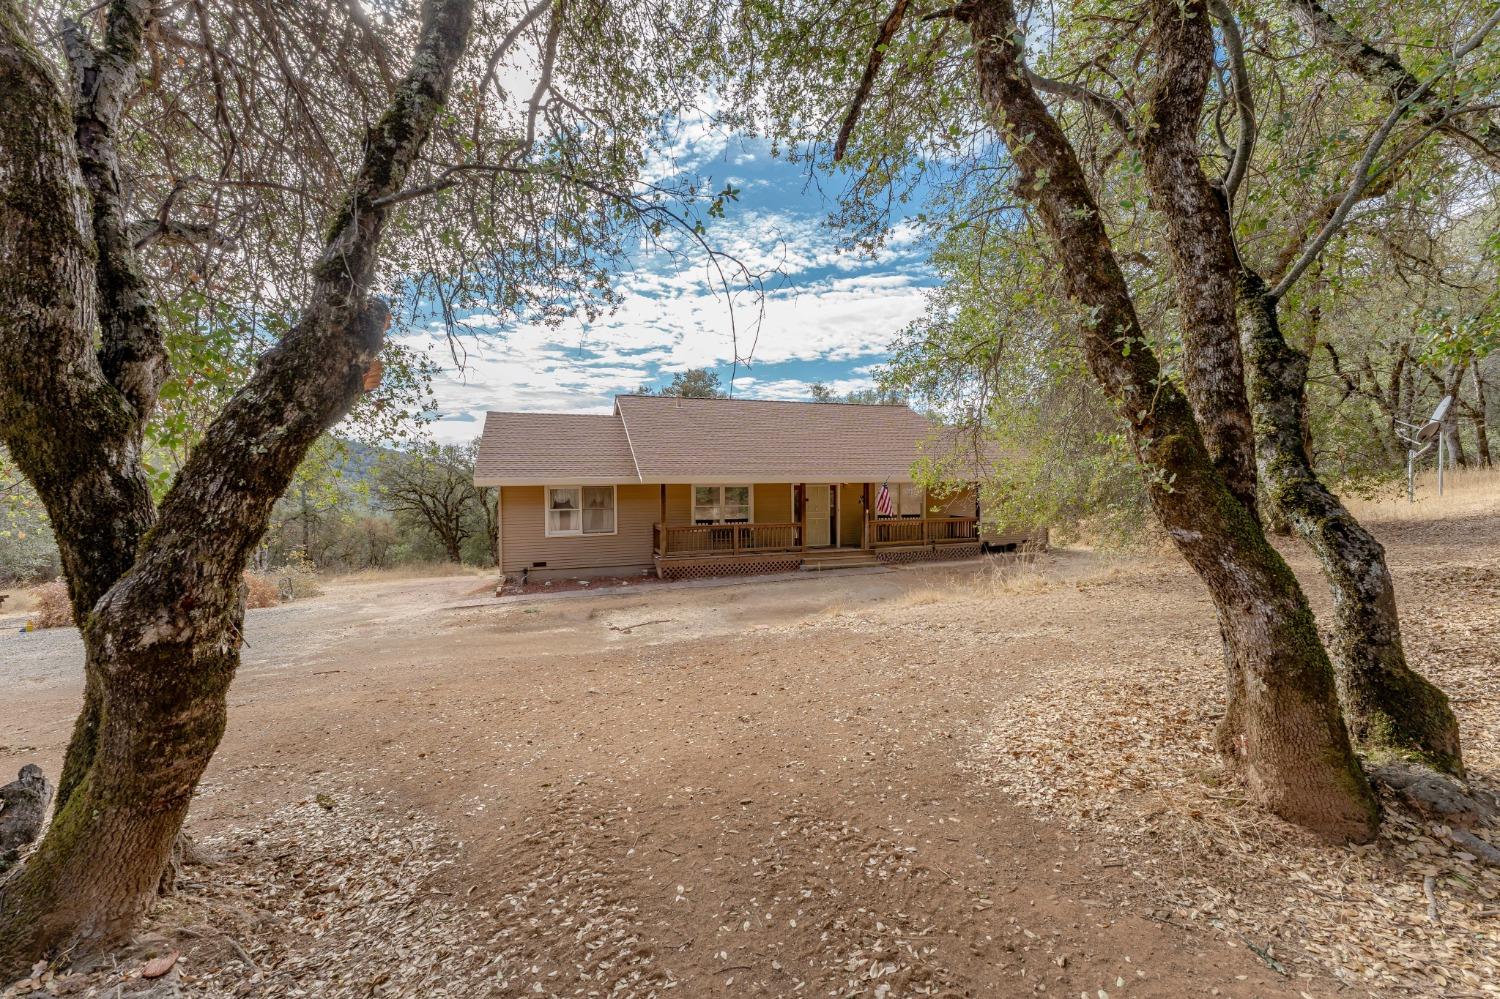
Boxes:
[934,485,977,517]
[664,482,793,523]
[838,483,865,546]
[753,483,794,522]
[665,483,692,523]
[499,484,657,574]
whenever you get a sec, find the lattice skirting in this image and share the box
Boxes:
[657,557,804,580]
[874,544,982,565]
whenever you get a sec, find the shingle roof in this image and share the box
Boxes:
[474,395,957,485]
[474,411,639,484]
[614,395,938,483]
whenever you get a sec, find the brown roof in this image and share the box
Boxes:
[474,395,964,485]
[474,411,639,485]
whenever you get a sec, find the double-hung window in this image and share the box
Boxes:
[692,485,752,524]
[546,485,616,536]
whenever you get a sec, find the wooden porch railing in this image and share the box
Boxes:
[654,521,804,557]
[868,517,979,548]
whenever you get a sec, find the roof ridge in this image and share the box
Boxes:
[614,400,644,482]
[617,394,912,409]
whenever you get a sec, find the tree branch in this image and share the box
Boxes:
[61,0,169,423]
[833,0,910,162]
[1290,0,1500,170]
[96,0,478,645]
[1210,0,1254,203]
[1024,66,1131,137]
[1271,5,1500,299]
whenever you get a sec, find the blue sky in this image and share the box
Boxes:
[395,125,938,444]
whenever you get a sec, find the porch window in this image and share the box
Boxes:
[546,485,616,536]
[693,485,752,524]
[875,483,923,518]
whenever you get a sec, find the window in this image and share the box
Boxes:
[546,485,616,536]
[897,483,924,517]
[692,485,752,524]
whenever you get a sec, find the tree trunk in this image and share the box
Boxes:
[1239,273,1463,775]
[1136,0,1259,518]
[964,0,1378,841]
[0,0,476,975]
[1473,368,1492,467]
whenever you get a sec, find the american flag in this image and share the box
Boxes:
[875,481,894,517]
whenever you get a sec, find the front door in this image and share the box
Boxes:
[805,485,832,547]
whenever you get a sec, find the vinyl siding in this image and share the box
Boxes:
[665,483,692,523]
[499,484,656,574]
[838,483,866,546]
[754,483,794,522]
[934,485,977,517]
[663,482,792,523]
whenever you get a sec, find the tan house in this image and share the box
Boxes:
[474,394,1044,581]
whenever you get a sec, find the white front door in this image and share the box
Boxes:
[805,485,832,547]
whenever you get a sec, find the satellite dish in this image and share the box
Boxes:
[1415,396,1453,443]
[1400,396,1455,502]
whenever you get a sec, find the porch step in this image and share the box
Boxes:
[800,550,881,571]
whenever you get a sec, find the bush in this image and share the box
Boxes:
[275,549,322,601]
[28,579,72,629]
[244,571,281,609]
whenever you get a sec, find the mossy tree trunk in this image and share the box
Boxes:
[1238,273,1463,775]
[0,0,476,976]
[963,0,1379,842]
[1125,0,1463,777]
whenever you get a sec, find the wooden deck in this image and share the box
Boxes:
[653,518,983,558]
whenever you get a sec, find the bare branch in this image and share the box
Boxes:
[1210,0,1254,203]
[1024,67,1131,136]
[1271,5,1500,298]
[1290,0,1500,169]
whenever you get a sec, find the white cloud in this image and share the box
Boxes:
[398,205,933,443]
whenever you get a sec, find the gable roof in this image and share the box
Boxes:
[475,411,639,485]
[474,395,956,486]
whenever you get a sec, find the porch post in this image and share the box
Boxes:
[862,483,870,549]
[798,484,807,551]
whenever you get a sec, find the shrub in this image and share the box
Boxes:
[275,548,322,601]
[244,571,281,609]
[28,579,72,629]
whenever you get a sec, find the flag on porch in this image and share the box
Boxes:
[875,480,894,517]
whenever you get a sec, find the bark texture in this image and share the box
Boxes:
[963,0,1378,842]
[1138,0,1258,518]
[0,0,476,975]
[1239,273,1464,775]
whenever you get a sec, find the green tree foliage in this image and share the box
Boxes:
[638,367,729,397]
[374,440,495,565]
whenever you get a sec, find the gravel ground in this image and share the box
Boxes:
[2,522,1491,998]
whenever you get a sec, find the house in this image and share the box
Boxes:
[474,394,1045,581]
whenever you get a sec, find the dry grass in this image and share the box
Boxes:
[961,536,1500,997]
[243,571,281,609]
[1345,465,1500,524]
[25,580,72,629]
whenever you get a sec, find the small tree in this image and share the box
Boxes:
[375,442,482,564]
[648,367,728,397]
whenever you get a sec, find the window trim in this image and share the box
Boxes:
[544,484,618,538]
[691,483,755,524]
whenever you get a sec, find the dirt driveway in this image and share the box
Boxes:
[4,527,1491,997]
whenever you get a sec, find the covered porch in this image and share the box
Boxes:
[651,481,981,578]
